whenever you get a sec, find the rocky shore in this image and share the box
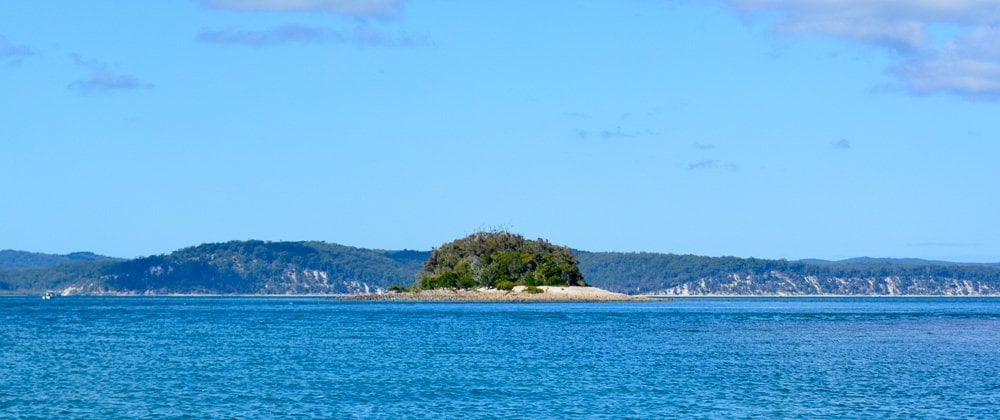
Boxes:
[342,286,649,302]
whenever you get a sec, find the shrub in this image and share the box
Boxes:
[524,285,543,294]
[496,280,516,291]
[458,273,478,290]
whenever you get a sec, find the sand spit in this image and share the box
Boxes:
[342,286,649,302]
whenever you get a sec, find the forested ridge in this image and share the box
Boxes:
[2,241,999,295]
[0,250,115,270]
[0,241,427,295]
[576,252,1000,295]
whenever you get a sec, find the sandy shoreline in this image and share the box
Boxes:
[1,286,647,301]
[6,291,991,299]
[342,286,650,302]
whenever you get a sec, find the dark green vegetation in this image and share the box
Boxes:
[0,251,119,293]
[0,241,426,295]
[0,250,114,270]
[2,240,999,295]
[0,260,118,294]
[576,252,1000,295]
[416,231,585,290]
[101,241,427,294]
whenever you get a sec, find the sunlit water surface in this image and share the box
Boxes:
[2,297,998,418]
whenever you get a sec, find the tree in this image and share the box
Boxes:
[417,230,587,290]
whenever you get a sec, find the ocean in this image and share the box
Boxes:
[2,297,998,418]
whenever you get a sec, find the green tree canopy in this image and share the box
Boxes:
[417,231,586,290]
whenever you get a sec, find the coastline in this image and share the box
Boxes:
[342,286,650,302]
[3,292,997,299]
[643,294,1000,298]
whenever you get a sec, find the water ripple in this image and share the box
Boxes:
[1,297,998,418]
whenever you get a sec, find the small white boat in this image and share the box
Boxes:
[41,292,55,300]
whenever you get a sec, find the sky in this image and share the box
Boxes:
[1,0,999,262]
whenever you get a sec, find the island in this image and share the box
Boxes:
[348,231,647,302]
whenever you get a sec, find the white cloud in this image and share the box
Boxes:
[728,0,1000,98]
[202,0,403,18]
[893,26,1000,97]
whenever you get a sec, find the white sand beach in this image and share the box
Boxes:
[345,286,648,302]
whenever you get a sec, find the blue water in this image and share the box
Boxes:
[1,297,998,418]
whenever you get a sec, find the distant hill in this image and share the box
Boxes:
[0,250,116,270]
[0,241,427,295]
[578,252,1000,295]
[96,241,428,295]
[797,257,1000,268]
[2,241,999,295]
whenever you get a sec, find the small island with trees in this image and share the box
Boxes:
[354,231,644,302]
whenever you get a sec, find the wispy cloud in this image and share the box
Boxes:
[573,126,658,140]
[561,111,591,120]
[201,0,404,18]
[599,127,641,139]
[68,55,152,94]
[727,0,1000,99]
[0,35,32,65]
[831,139,851,150]
[197,24,428,47]
[692,142,715,150]
[688,159,740,172]
[69,71,152,93]
[892,26,1000,98]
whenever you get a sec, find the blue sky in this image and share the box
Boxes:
[1,0,998,261]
